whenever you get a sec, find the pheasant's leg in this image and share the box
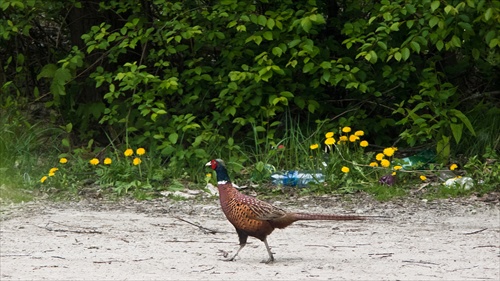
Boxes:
[261,238,275,264]
[226,244,245,261]
[225,228,248,262]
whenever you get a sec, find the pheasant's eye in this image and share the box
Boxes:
[211,159,217,169]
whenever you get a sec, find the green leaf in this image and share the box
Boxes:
[436,40,444,51]
[394,52,402,61]
[484,8,493,21]
[280,91,294,98]
[410,41,421,53]
[267,18,275,30]
[401,47,410,61]
[444,5,453,14]
[429,16,439,28]
[484,30,495,44]
[489,38,499,48]
[390,22,399,31]
[320,61,331,69]
[377,41,387,50]
[253,35,263,45]
[258,15,267,26]
[62,138,70,147]
[450,35,461,47]
[430,1,440,12]
[406,20,415,29]
[450,123,463,144]
[437,135,450,162]
[169,133,179,144]
[405,4,416,14]
[37,64,57,80]
[50,68,72,96]
[288,39,301,48]
[368,50,378,63]
[272,47,283,56]
[301,17,312,33]
[452,110,476,136]
[303,62,314,73]
[262,31,273,40]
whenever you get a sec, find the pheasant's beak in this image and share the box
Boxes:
[205,161,212,166]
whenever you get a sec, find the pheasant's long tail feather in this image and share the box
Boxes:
[291,213,367,221]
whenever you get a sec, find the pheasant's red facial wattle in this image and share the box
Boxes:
[205,159,218,170]
[210,159,218,170]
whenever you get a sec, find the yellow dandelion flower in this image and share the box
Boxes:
[393,165,402,171]
[376,153,385,161]
[310,144,319,150]
[59,158,68,164]
[383,147,395,157]
[206,173,212,178]
[354,130,364,136]
[124,148,133,157]
[89,158,99,165]
[360,140,369,147]
[342,126,351,133]
[380,159,390,168]
[136,148,146,155]
[325,132,334,138]
[349,135,359,142]
[325,138,336,145]
[40,176,48,183]
[369,162,378,167]
[104,158,112,165]
[392,171,397,176]
[133,157,142,165]
[339,136,348,142]
[341,166,350,173]
[450,163,458,171]
[49,167,59,174]
[48,172,55,177]
[420,175,427,181]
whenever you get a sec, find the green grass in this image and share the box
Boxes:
[454,103,500,158]
[0,181,33,204]
[0,109,62,203]
[363,184,408,201]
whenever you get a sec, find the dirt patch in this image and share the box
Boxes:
[1,195,499,280]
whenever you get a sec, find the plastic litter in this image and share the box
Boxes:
[444,177,474,190]
[401,149,436,170]
[271,171,325,187]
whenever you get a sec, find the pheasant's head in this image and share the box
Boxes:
[206,159,231,183]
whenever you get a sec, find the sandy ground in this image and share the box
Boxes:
[0,195,499,280]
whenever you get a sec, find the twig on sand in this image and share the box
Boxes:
[35,221,102,234]
[462,228,488,235]
[173,216,223,234]
[402,259,439,266]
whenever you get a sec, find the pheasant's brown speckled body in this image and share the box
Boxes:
[207,159,369,263]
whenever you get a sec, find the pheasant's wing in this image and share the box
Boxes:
[235,195,287,221]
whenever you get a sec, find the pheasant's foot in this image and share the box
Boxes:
[261,256,275,264]
[222,251,239,262]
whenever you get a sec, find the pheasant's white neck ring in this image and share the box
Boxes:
[218,180,228,185]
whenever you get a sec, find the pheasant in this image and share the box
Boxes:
[206,159,370,264]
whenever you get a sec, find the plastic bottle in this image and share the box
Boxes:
[271,171,325,187]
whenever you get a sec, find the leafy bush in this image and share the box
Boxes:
[1,0,498,198]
